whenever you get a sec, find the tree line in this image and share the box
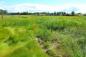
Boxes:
[0,9,86,16]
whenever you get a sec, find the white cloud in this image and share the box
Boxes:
[5,3,65,12]
[0,5,5,10]
[0,3,86,13]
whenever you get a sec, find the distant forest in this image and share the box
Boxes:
[0,9,86,16]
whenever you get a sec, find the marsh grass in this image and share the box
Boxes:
[0,15,86,57]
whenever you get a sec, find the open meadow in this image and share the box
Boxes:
[0,15,86,57]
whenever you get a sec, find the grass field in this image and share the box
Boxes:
[0,15,86,57]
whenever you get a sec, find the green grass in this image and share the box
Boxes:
[0,15,86,57]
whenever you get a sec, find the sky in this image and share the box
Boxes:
[0,0,86,13]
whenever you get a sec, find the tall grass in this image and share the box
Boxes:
[0,15,86,57]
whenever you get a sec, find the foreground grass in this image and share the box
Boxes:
[0,15,86,57]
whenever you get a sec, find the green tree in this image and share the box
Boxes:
[0,9,7,20]
[71,11,75,16]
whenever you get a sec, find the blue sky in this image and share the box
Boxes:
[1,0,86,5]
[0,0,86,13]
